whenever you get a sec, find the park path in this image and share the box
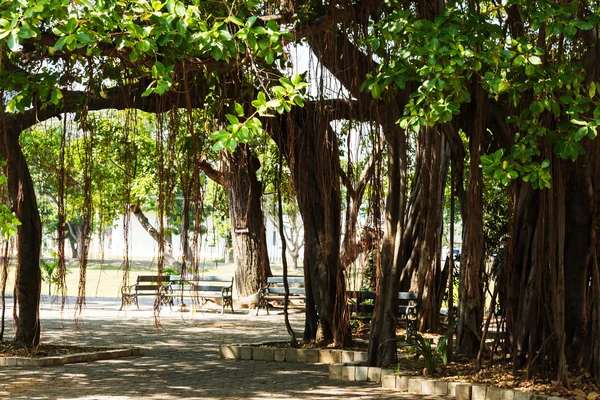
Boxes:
[0,297,452,399]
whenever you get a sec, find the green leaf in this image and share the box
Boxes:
[372,82,382,99]
[210,130,229,141]
[225,114,239,125]
[529,56,542,65]
[175,1,186,17]
[129,51,139,62]
[17,27,33,39]
[53,35,68,51]
[228,16,244,26]
[564,24,577,37]
[265,50,274,64]
[291,74,302,86]
[575,127,588,141]
[513,55,526,67]
[7,33,19,52]
[570,119,587,126]
[590,82,597,98]
[574,20,594,30]
[541,160,550,168]
[142,84,155,97]
[65,17,77,34]
[136,40,151,52]
[211,46,223,61]
[480,155,493,165]
[529,101,544,115]
[234,103,244,116]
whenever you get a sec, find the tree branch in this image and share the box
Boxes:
[199,160,227,187]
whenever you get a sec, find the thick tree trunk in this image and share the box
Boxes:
[272,108,350,346]
[456,80,485,356]
[398,126,450,333]
[223,145,271,298]
[367,108,407,366]
[1,128,42,348]
[505,143,597,384]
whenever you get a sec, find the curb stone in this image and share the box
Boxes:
[218,343,367,364]
[219,344,568,400]
[0,348,141,367]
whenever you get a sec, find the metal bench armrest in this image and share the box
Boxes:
[121,284,137,296]
[221,286,232,297]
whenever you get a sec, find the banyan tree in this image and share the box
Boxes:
[4,0,600,387]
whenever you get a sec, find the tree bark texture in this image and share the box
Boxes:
[399,125,450,333]
[223,145,271,298]
[367,124,406,367]
[272,108,350,346]
[457,80,485,356]
[1,127,42,348]
[504,142,600,384]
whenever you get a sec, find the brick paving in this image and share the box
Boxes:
[0,297,452,399]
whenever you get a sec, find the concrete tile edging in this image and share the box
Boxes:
[219,343,566,400]
[0,348,142,367]
[330,363,567,400]
[218,342,367,364]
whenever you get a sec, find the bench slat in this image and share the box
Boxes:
[265,287,306,295]
[137,276,171,283]
[135,285,166,292]
[266,276,305,284]
[170,275,232,283]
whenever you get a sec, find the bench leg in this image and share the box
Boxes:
[256,295,263,315]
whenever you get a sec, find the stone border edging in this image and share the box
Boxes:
[328,363,566,400]
[218,342,367,364]
[0,348,142,367]
[219,343,566,400]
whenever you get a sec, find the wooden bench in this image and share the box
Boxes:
[256,276,305,315]
[348,290,419,339]
[120,275,173,310]
[164,275,234,314]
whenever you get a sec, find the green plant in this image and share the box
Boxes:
[405,322,456,375]
[163,267,180,276]
[40,255,70,296]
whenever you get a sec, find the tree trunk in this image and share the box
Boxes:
[398,125,450,333]
[456,79,485,356]
[1,127,42,348]
[223,145,271,298]
[272,108,350,346]
[368,111,407,367]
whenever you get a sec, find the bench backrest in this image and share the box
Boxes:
[267,276,305,285]
[136,275,172,284]
[265,276,305,295]
[347,290,419,314]
[169,275,233,293]
[134,275,172,293]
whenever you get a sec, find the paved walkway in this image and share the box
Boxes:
[0,297,452,399]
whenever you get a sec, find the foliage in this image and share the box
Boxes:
[40,255,71,295]
[405,322,456,375]
[20,112,157,239]
[209,75,308,152]
[363,0,600,189]
[162,266,179,276]
[0,157,20,240]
